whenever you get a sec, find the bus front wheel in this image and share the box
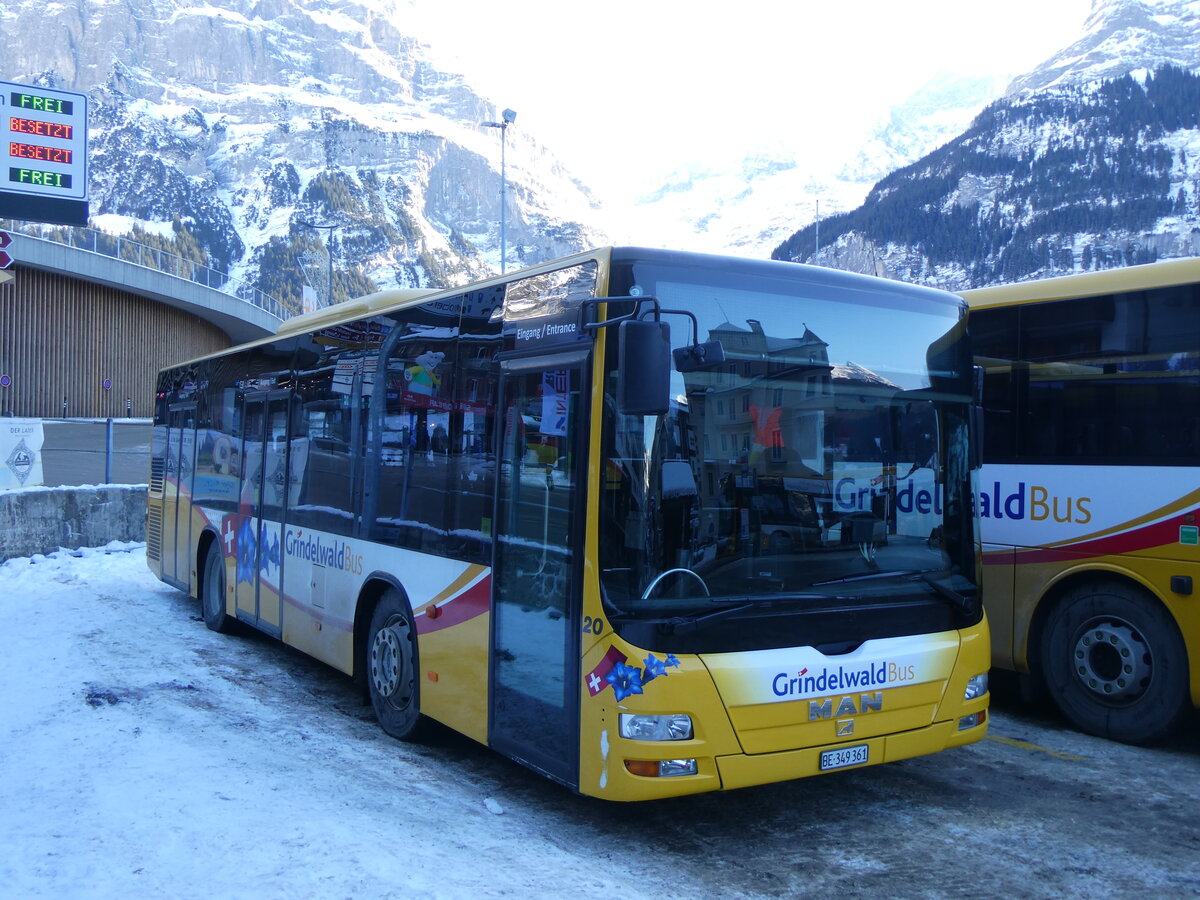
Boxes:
[201,543,234,634]
[1041,581,1190,745]
[367,588,426,741]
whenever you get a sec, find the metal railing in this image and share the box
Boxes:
[1,219,292,321]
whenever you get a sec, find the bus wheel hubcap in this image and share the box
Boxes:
[1071,617,1152,703]
[371,617,411,702]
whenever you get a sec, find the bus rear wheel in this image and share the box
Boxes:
[367,588,426,741]
[201,542,234,634]
[1041,581,1190,745]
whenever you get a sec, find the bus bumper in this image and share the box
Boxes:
[716,715,988,791]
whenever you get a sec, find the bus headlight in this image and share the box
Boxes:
[619,713,693,741]
[964,673,989,701]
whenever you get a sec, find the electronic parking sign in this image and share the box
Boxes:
[0,80,88,226]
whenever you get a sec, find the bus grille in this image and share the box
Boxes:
[149,457,165,496]
[146,505,162,561]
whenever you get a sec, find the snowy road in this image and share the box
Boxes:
[3,546,1198,899]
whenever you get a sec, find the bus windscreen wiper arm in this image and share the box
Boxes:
[811,569,928,586]
[812,569,973,613]
[918,573,974,614]
[664,594,846,634]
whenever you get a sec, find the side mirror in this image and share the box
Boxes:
[617,319,671,416]
[673,340,726,372]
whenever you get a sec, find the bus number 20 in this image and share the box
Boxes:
[582,616,605,635]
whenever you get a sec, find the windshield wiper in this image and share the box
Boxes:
[658,593,849,635]
[811,569,934,586]
[662,603,755,634]
[811,568,974,614]
[918,573,974,614]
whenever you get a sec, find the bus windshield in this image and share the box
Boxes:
[599,256,978,647]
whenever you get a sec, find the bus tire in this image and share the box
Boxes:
[366,588,427,741]
[201,542,234,634]
[1040,581,1190,745]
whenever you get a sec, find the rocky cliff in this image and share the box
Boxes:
[3,0,604,309]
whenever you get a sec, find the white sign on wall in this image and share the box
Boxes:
[1,418,44,488]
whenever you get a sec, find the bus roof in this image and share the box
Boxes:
[164,247,618,369]
[274,288,435,336]
[961,256,1200,309]
[275,247,620,337]
[164,244,962,371]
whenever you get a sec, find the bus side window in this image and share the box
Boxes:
[970,305,1019,461]
[290,364,358,536]
[451,293,504,565]
[373,337,457,557]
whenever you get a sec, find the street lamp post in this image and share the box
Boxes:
[299,220,337,307]
[482,108,516,273]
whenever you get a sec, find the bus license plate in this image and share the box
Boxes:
[820,744,869,771]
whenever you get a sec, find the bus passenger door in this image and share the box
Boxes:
[258,395,292,633]
[490,358,586,787]
[234,393,289,637]
[165,404,196,586]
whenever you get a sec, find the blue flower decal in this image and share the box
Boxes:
[260,527,280,577]
[606,661,644,702]
[643,652,683,684]
[643,654,668,683]
[236,517,256,584]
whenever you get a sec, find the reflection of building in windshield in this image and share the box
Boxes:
[668,317,906,566]
[684,319,833,477]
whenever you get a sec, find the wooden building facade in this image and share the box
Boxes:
[0,264,231,418]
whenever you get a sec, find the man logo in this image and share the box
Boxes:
[809,692,883,722]
[836,719,855,737]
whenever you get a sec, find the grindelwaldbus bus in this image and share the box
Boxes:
[964,257,1200,744]
[148,247,989,800]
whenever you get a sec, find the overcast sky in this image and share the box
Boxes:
[406,0,1094,201]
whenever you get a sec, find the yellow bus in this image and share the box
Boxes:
[148,247,989,800]
[964,257,1200,744]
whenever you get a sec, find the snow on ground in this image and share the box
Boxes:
[0,545,709,899]
[4,544,1200,898]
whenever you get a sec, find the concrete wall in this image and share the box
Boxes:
[0,485,146,560]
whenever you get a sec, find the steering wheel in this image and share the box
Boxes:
[640,567,710,600]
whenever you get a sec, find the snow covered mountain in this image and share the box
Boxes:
[772,0,1200,289]
[2,0,604,308]
[1008,0,1200,93]
[627,71,1014,259]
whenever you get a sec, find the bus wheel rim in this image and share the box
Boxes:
[1071,616,1152,704]
[370,616,412,704]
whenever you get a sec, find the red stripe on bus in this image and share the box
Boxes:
[416,574,491,634]
[987,512,1198,566]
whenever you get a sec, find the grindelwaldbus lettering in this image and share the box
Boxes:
[284,529,364,574]
[834,472,1094,524]
[771,661,917,698]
